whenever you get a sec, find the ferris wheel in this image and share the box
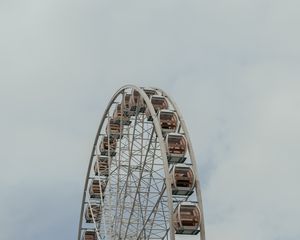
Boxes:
[78,85,206,240]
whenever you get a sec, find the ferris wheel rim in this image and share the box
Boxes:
[151,87,206,239]
[78,85,206,240]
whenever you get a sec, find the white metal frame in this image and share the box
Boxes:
[77,85,206,240]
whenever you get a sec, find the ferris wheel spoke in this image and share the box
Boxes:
[116,106,142,238]
[123,126,155,238]
[136,182,166,239]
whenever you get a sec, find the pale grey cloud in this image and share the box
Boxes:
[0,0,299,240]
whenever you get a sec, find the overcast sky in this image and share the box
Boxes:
[0,1,300,240]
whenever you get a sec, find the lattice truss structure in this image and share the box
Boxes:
[78,85,206,240]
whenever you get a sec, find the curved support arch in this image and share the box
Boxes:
[154,87,206,240]
[78,87,125,240]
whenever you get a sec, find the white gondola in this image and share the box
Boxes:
[128,90,142,112]
[166,133,187,163]
[112,104,131,125]
[94,156,109,176]
[82,231,97,240]
[85,204,101,223]
[173,202,201,235]
[170,164,195,196]
[128,88,157,113]
[99,136,117,156]
[143,88,157,97]
[105,118,123,139]
[145,95,169,121]
[89,180,106,199]
[158,110,178,135]
[124,93,135,116]
[140,88,158,112]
